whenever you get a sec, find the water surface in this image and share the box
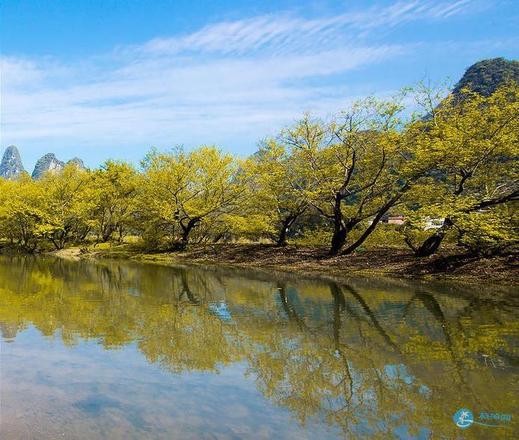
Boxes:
[0,256,517,439]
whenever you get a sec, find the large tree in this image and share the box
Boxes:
[38,164,93,250]
[284,98,421,256]
[407,84,519,257]
[243,140,309,246]
[0,175,45,252]
[141,146,245,249]
[90,161,139,242]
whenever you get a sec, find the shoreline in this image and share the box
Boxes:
[48,243,519,287]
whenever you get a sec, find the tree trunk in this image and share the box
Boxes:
[330,226,347,256]
[342,198,397,255]
[101,226,113,243]
[180,218,200,250]
[415,218,453,257]
[277,227,288,247]
[342,212,385,255]
[78,226,90,241]
[117,225,125,243]
[329,195,347,256]
[276,215,296,247]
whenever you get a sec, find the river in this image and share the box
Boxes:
[0,256,517,439]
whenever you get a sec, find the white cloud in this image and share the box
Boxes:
[0,0,476,159]
[135,0,473,56]
[2,45,403,141]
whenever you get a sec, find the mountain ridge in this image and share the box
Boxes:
[0,148,86,180]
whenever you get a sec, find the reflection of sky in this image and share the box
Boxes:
[351,364,432,440]
[393,425,431,440]
[1,326,341,440]
[385,363,414,385]
[127,287,140,297]
[208,301,233,323]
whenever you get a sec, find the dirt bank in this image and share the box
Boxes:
[51,244,519,286]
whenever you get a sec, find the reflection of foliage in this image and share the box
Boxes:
[0,257,517,438]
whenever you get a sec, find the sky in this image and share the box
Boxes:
[1,0,518,171]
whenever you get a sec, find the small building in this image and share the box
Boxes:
[380,214,405,225]
[386,215,405,225]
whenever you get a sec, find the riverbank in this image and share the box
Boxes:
[51,243,519,286]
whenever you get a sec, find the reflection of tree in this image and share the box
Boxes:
[329,283,355,426]
[341,284,400,353]
[277,282,307,332]
[177,268,201,305]
[0,321,24,341]
[0,256,517,438]
[242,280,518,438]
[404,292,477,401]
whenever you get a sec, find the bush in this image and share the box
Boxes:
[293,227,332,247]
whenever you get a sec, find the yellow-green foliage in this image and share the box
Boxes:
[0,84,517,255]
[456,205,518,255]
[293,227,333,247]
[138,146,245,248]
[401,84,519,253]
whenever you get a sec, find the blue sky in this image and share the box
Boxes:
[1,0,518,171]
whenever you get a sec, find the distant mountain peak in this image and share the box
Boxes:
[453,57,519,97]
[32,153,65,179]
[67,157,86,169]
[31,153,87,179]
[0,145,25,179]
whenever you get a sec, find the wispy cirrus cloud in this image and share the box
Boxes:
[136,0,473,56]
[0,0,482,165]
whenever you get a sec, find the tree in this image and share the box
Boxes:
[0,175,45,251]
[90,161,138,242]
[140,146,245,249]
[38,164,93,250]
[407,84,519,257]
[243,139,308,246]
[455,205,518,256]
[285,98,420,256]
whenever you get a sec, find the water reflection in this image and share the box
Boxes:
[0,256,517,439]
